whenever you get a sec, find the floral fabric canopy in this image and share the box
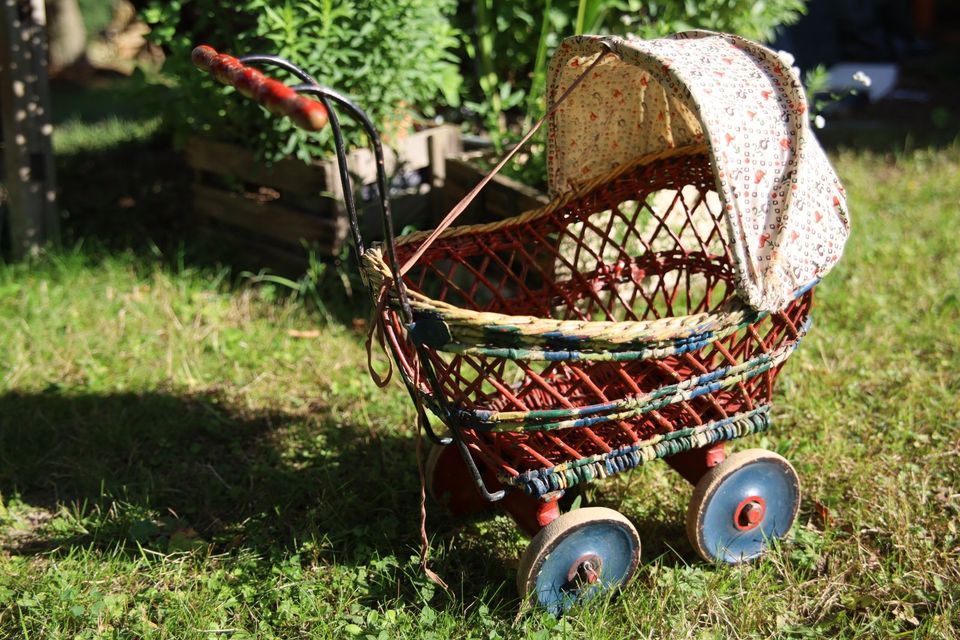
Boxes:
[546,31,850,313]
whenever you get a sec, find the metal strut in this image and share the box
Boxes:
[236,55,474,460]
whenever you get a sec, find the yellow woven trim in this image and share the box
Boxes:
[392,143,710,247]
[358,142,736,346]
[360,247,749,345]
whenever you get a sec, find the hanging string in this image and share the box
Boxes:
[396,49,613,278]
[365,286,393,387]
[412,355,449,589]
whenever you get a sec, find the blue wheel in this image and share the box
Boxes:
[686,448,801,564]
[517,507,640,615]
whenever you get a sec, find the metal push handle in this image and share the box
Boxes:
[191,45,413,321]
[192,45,329,131]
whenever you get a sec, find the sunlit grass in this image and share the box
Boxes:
[0,142,958,637]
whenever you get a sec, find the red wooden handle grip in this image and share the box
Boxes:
[192,45,328,132]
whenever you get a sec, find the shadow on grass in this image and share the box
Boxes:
[57,136,195,253]
[51,76,172,128]
[0,388,517,604]
[50,78,209,259]
[50,79,289,273]
[0,388,394,551]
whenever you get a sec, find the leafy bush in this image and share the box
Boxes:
[457,0,807,187]
[618,0,806,42]
[144,0,461,162]
[462,0,807,130]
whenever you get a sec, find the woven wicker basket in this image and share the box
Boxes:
[363,144,812,498]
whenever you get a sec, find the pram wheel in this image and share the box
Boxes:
[686,449,800,564]
[425,443,491,517]
[517,507,640,615]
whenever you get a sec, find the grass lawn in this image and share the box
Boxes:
[1,110,958,636]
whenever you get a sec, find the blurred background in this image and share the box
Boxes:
[2,0,957,274]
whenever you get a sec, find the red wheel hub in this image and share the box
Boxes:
[733,496,766,531]
[566,553,603,585]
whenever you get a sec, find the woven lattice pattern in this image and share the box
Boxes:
[381,151,812,483]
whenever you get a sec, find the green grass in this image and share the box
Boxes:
[2,134,959,636]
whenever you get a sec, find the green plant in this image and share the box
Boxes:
[458,0,808,188]
[77,0,117,38]
[618,0,807,42]
[143,0,462,163]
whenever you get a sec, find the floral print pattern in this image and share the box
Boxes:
[546,31,850,313]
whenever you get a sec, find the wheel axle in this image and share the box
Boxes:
[734,496,766,531]
[567,553,603,586]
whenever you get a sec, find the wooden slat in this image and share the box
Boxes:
[197,222,314,273]
[193,184,344,252]
[188,126,463,264]
[185,137,326,194]
[186,125,462,198]
[358,189,432,241]
[442,156,548,222]
[337,124,462,188]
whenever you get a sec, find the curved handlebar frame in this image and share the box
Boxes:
[226,53,413,323]
[197,50,511,492]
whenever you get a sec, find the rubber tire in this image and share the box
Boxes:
[686,448,801,564]
[517,507,641,614]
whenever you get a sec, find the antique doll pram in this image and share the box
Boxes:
[192,29,849,615]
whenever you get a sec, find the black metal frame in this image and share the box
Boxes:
[238,54,506,503]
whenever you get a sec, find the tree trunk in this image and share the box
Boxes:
[0,0,59,257]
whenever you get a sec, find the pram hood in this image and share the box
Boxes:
[546,31,850,313]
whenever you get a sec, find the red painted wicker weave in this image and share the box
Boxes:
[384,150,811,484]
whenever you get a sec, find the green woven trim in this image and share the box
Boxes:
[360,247,760,348]
[437,310,757,362]
[500,405,772,498]
[421,301,755,352]
[465,321,806,432]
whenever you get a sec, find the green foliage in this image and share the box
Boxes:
[460,0,807,186]
[459,1,574,151]
[77,0,117,38]
[54,115,163,155]
[143,0,461,162]
[462,0,807,126]
[621,0,807,42]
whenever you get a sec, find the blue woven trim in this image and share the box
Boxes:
[501,406,772,498]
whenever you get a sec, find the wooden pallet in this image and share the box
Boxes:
[185,124,462,267]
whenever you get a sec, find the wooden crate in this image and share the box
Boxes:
[440,154,549,225]
[185,124,462,267]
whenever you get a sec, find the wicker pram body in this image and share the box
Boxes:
[364,145,812,501]
[194,28,848,611]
